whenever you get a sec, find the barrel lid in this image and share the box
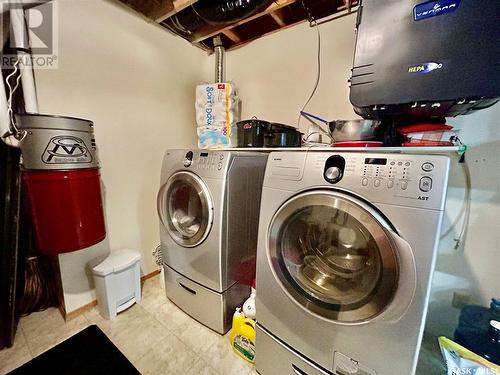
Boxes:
[93,249,141,276]
[16,113,93,132]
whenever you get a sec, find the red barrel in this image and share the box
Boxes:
[22,169,106,254]
[17,114,106,255]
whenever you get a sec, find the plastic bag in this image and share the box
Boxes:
[439,336,500,375]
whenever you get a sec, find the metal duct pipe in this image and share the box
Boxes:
[0,5,40,146]
[213,36,225,83]
[10,7,39,114]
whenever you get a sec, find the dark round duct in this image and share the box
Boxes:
[164,8,203,37]
[192,0,274,26]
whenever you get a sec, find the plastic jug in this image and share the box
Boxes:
[229,307,256,363]
[455,298,500,365]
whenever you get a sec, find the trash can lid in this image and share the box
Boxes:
[93,249,142,276]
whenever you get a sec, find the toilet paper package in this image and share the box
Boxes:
[197,127,231,149]
[196,82,239,149]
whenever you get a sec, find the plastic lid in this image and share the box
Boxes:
[93,249,141,276]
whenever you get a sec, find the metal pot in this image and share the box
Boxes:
[328,120,381,141]
[264,123,302,148]
[235,119,270,147]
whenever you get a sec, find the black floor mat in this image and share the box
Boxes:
[9,324,140,374]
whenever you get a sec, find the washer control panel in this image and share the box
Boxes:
[361,157,432,192]
[296,152,451,210]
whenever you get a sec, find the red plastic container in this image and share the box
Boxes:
[22,168,106,255]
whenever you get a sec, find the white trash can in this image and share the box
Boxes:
[92,249,142,319]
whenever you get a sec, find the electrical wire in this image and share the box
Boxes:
[297,18,322,137]
[3,57,24,140]
[440,155,472,250]
[454,159,472,249]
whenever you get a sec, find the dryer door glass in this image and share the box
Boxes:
[268,190,398,323]
[159,171,213,247]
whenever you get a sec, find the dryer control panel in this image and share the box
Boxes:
[160,149,230,181]
[161,149,268,181]
[191,151,226,172]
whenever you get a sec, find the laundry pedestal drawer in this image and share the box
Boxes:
[256,324,334,375]
[163,264,249,334]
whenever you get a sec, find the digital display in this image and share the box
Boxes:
[365,158,387,165]
[200,152,208,157]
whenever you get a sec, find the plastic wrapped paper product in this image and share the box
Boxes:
[195,82,239,149]
[197,127,230,149]
[439,336,500,375]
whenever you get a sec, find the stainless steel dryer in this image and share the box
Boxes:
[255,151,450,375]
[157,149,267,334]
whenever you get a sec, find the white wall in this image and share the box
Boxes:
[226,14,359,132]
[225,15,500,337]
[428,104,500,337]
[34,0,208,312]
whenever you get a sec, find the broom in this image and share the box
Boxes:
[18,255,59,316]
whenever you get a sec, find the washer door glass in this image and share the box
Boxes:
[268,190,399,323]
[159,171,213,247]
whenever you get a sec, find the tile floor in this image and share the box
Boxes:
[0,275,255,375]
[0,274,445,375]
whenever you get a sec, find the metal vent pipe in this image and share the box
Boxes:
[213,36,225,83]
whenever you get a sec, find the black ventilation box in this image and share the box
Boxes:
[349,0,500,120]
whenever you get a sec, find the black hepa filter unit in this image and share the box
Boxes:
[349,0,500,120]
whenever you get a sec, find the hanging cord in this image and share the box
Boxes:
[300,111,333,144]
[454,157,471,249]
[2,57,26,142]
[296,4,322,138]
[440,150,472,250]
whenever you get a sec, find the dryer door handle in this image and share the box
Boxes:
[376,230,417,323]
[157,182,168,227]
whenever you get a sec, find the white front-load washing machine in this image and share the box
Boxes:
[255,151,450,375]
[157,149,267,334]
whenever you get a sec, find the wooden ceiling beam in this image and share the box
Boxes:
[117,0,198,23]
[269,10,286,28]
[118,0,358,53]
[222,29,241,43]
[155,0,198,23]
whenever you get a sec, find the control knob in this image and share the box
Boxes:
[184,151,193,167]
[325,166,342,183]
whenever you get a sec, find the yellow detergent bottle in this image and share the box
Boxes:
[230,307,256,363]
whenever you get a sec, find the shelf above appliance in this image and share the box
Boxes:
[212,146,463,154]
